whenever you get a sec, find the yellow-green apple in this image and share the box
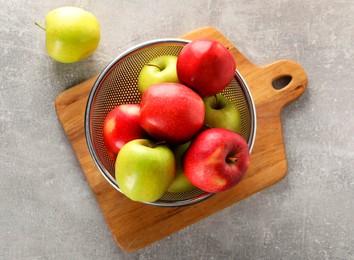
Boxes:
[184,128,250,193]
[139,83,205,144]
[167,142,195,193]
[115,139,175,202]
[203,94,241,133]
[103,104,147,161]
[36,6,100,63]
[177,39,236,97]
[137,55,179,94]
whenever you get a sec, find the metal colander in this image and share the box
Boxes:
[85,39,256,207]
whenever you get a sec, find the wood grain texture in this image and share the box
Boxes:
[55,26,307,252]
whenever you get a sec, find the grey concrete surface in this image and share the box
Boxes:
[1,1,353,259]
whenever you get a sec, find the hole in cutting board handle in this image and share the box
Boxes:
[272,75,292,90]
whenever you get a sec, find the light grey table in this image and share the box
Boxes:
[1,1,353,259]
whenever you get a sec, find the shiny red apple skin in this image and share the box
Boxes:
[103,104,147,160]
[139,83,205,144]
[177,39,236,97]
[184,128,250,193]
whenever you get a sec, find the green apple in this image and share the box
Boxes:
[115,139,175,203]
[137,55,179,94]
[203,94,241,133]
[167,142,195,193]
[36,6,100,63]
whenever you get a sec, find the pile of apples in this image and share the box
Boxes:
[103,39,251,203]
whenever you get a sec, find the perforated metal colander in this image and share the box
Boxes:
[85,39,256,207]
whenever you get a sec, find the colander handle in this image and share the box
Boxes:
[247,60,308,109]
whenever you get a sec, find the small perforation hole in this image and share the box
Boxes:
[272,75,292,90]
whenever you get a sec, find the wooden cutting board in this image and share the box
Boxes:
[55,26,307,252]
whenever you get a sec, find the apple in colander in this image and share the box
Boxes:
[203,94,241,133]
[139,82,205,145]
[137,55,179,94]
[184,128,250,193]
[103,104,148,161]
[177,38,236,97]
[167,141,195,193]
[115,139,175,203]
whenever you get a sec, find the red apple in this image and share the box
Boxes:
[103,104,147,160]
[177,39,236,97]
[139,83,205,144]
[184,128,250,193]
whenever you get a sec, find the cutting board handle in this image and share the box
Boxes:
[265,60,307,107]
[249,60,307,109]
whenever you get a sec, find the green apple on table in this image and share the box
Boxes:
[167,142,195,193]
[137,55,179,94]
[115,139,175,203]
[36,6,100,63]
[203,94,241,133]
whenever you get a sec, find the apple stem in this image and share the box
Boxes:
[227,157,237,164]
[213,95,222,110]
[151,140,167,148]
[34,22,46,31]
[147,63,162,70]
